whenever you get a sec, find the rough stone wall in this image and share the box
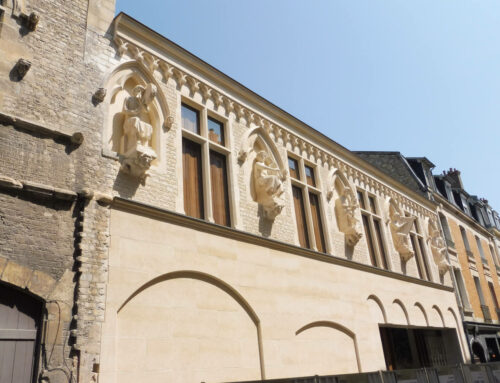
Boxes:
[0,0,117,382]
[0,189,75,280]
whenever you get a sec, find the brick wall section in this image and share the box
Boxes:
[448,215,500,322]
[0,190,76,280]
[0,124,78,189]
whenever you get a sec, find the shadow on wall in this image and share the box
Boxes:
[258,205,272,237]
[112,170,141,198]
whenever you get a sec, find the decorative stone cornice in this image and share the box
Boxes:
[112,29,436,221]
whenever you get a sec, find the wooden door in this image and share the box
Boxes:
[0,283,42,383]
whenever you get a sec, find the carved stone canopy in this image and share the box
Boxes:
[330,169,362,247]
[387,198,415,262]
[104,63,173,184]
[427,217,450,276]
[241,127,287,220]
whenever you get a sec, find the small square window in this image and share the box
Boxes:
[207,117,224,146]
[288,157,299,180]
[181,103,200,135]
[304,165,315,187]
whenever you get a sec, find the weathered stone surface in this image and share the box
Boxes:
[0,174,22,189]
[2,261,33,288]
[27,270,57,298]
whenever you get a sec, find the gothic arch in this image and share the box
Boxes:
[392,299,410,325]
[117,270,265,379]
[101,60,172,160]
[329,168,362,246]
[0,259,56,301]
[413,302,429,326]
[295,321,361,372]
[239,126,287,220]
[238,126,284,172]
[432,305,446,327]
[367,294,387,323]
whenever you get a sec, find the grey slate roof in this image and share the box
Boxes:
[354,151,428,196]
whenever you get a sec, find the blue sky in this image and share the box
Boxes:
[116,0,500,210]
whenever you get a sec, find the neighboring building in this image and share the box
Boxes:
[357,152,500,365]
[0,2,481,383]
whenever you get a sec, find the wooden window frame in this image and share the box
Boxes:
[180,97,234,227]
[357,189,390,270]
[288,154,328,253]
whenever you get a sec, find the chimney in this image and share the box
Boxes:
[443,168,463,189]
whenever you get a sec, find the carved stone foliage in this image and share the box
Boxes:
[328,169,362,247]
[386,198,416,261]
[240,128,287,220]
[103,63,172,183]
[427,217,450,275]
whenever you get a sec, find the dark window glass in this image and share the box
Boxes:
[208,117,224,146]
[489,282,499,310]
[362,214,378,267]
[410,234,424,279]
[181,103,200,134]
[357,191,366,210]
[368,196,377,214]
[476,237,487,262]
[460,227,471,252]
[182,138,204,219]
[418,237,431,280]
[374,219,388,269]
[474,277,486,305]
[288,157,299,180]
[304,165,315,187]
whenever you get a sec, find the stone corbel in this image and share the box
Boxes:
[163,116,174,131]
[12,58,31,81]
[18,11,39,31]
[387,198,415,262]
[427,217,450,276]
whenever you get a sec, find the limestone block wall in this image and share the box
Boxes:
[93,18,452,289]
[99,206,468,383]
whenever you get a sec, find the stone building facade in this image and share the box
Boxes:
[0,1,485,382]
[356,153,500,365]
